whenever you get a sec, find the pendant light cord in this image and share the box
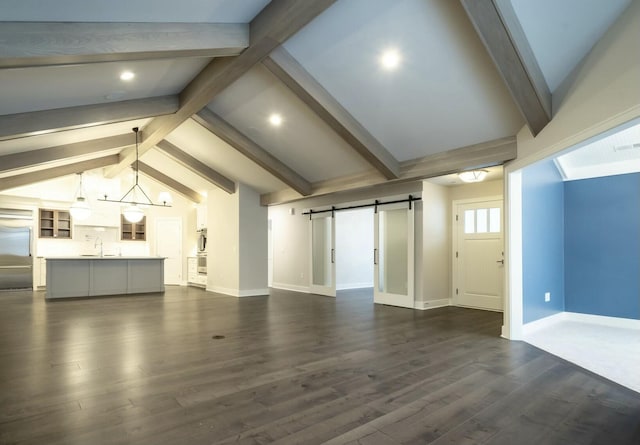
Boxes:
[134,127,140,185]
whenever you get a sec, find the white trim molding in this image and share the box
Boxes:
[270,282,310,294]
[414,299,451,310]
[207,286,269,297]
[523,311,640,336]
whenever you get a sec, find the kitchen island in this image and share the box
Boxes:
[46,256,165,299]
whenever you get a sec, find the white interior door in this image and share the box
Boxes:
[454,200,504,311]
[309,212,336,297]
[374,202,414,308]
[155,217,182,285]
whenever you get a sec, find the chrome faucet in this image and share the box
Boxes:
[94,237,103,257]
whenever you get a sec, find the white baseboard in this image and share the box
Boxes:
[207,286,269,297]
[337,282,374,291]
[565,312,640,330]
[522,312,565,335]
[271,282,310,294]
[523,311,640,336]
[414,298,451,310]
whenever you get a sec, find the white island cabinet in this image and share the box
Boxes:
[46,257,165,299]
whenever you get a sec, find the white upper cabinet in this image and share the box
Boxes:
[196,204,207,230]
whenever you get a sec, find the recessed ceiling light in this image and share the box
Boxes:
[269,114,283,126]
[120,71,135,81]
[380,50,401,70]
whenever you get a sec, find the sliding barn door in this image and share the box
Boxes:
[309,212,336,297]
[374,202,414,308]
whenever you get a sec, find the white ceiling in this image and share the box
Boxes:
[555,121,640,181]
[283,0,524,162]
[0,0,631,203]
[511,0,631,93]
[0,0,271,23]
[0,58,211,115]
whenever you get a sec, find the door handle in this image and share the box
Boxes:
[496,259,504,264]
[373,248,378,265]
[331,248,335,264]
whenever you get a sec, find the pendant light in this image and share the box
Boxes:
[99,127,171,223]
[69,172,91,220]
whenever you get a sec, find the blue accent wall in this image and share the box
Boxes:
[522,160,565,323]
[564,173,640,319]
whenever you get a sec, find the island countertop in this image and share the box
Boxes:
[46,257,165,299]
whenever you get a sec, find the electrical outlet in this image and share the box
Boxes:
[545,292,551,302]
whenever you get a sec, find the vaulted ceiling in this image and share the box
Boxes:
[0,0,631,205]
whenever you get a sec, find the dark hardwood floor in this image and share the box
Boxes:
[0,286,638,444]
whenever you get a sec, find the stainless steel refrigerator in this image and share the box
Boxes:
[0,219,33,290]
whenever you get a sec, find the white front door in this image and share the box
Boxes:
[309,212,336,297]
[454,199,504,311]
[374,202,414,308]
[155,217,182,285]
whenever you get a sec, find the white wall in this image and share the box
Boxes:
[420,181,448,305]
[238,183,268,295]
[207,182,268,297]
[207,186,240,293]
[504,0,640,339]
[336,208,373,290]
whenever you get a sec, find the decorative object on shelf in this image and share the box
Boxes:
[458,169,488,183]
[99,127,171,223]
[69,173,91,220]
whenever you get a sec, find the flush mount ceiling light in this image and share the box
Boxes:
[269,113,283,126]
[69,172,91,220]
[458,169,488,183]
[120,71,135,81]
[99,127,171,223]
[380,49,401,70]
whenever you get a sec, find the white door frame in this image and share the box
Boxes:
[155,217,183,285]
[452,196,503,308]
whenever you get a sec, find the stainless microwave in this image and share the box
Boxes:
[197,229,207,252]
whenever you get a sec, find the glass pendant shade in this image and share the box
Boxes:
[70,197,91,220]
[123,205,144,223]
[458,170,488,183]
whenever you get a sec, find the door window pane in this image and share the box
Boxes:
[476,208,488,233]
[464,210,475,234]
[378,208,408,295]
[489,208,501,233]
[312,217,332,286]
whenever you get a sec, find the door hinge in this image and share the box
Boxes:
[456,288,459,295]
[456,214,459,221]
[455,251,458,258]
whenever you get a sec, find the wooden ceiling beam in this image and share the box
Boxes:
[0,134,133,175]
[263,47,400,180]
[460,0,551,136]
[137,162,203,204]
[260,137,516,206]
[155,140,236,194]
[0,22,248,69]
[0,96,178,141]
[105,0,337,178]
[193,109,311,196]
[0,155,119,192]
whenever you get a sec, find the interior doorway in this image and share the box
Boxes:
[453,198,504,311]
[335,208,374,295]
[155,217,182,285]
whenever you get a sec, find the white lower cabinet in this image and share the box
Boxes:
[34,257,46,288]
[187,257,206,287]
